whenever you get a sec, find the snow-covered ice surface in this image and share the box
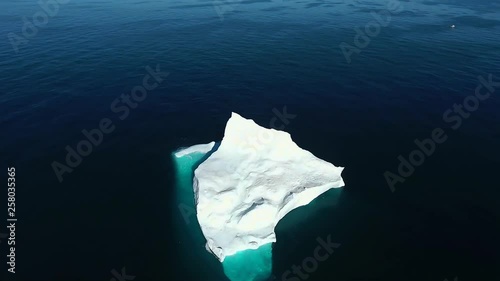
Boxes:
[174,142,215,158]
[193,112,345,262]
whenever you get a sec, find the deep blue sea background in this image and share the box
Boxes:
[0,0,499,280]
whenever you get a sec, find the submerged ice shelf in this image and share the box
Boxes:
[180,112,345,263]
[174,142,215,158]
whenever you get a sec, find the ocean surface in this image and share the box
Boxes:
[0,0,499,280]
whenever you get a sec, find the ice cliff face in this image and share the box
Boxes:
[193,112,345,262]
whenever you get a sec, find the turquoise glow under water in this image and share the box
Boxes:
[222,243,273,281]
[172,145,273,281]
[172,145,343,281]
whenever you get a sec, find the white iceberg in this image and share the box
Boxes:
[191,112,345,262]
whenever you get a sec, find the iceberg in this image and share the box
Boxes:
[192,113,345,262]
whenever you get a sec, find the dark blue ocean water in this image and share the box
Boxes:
[0,0,499,280]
